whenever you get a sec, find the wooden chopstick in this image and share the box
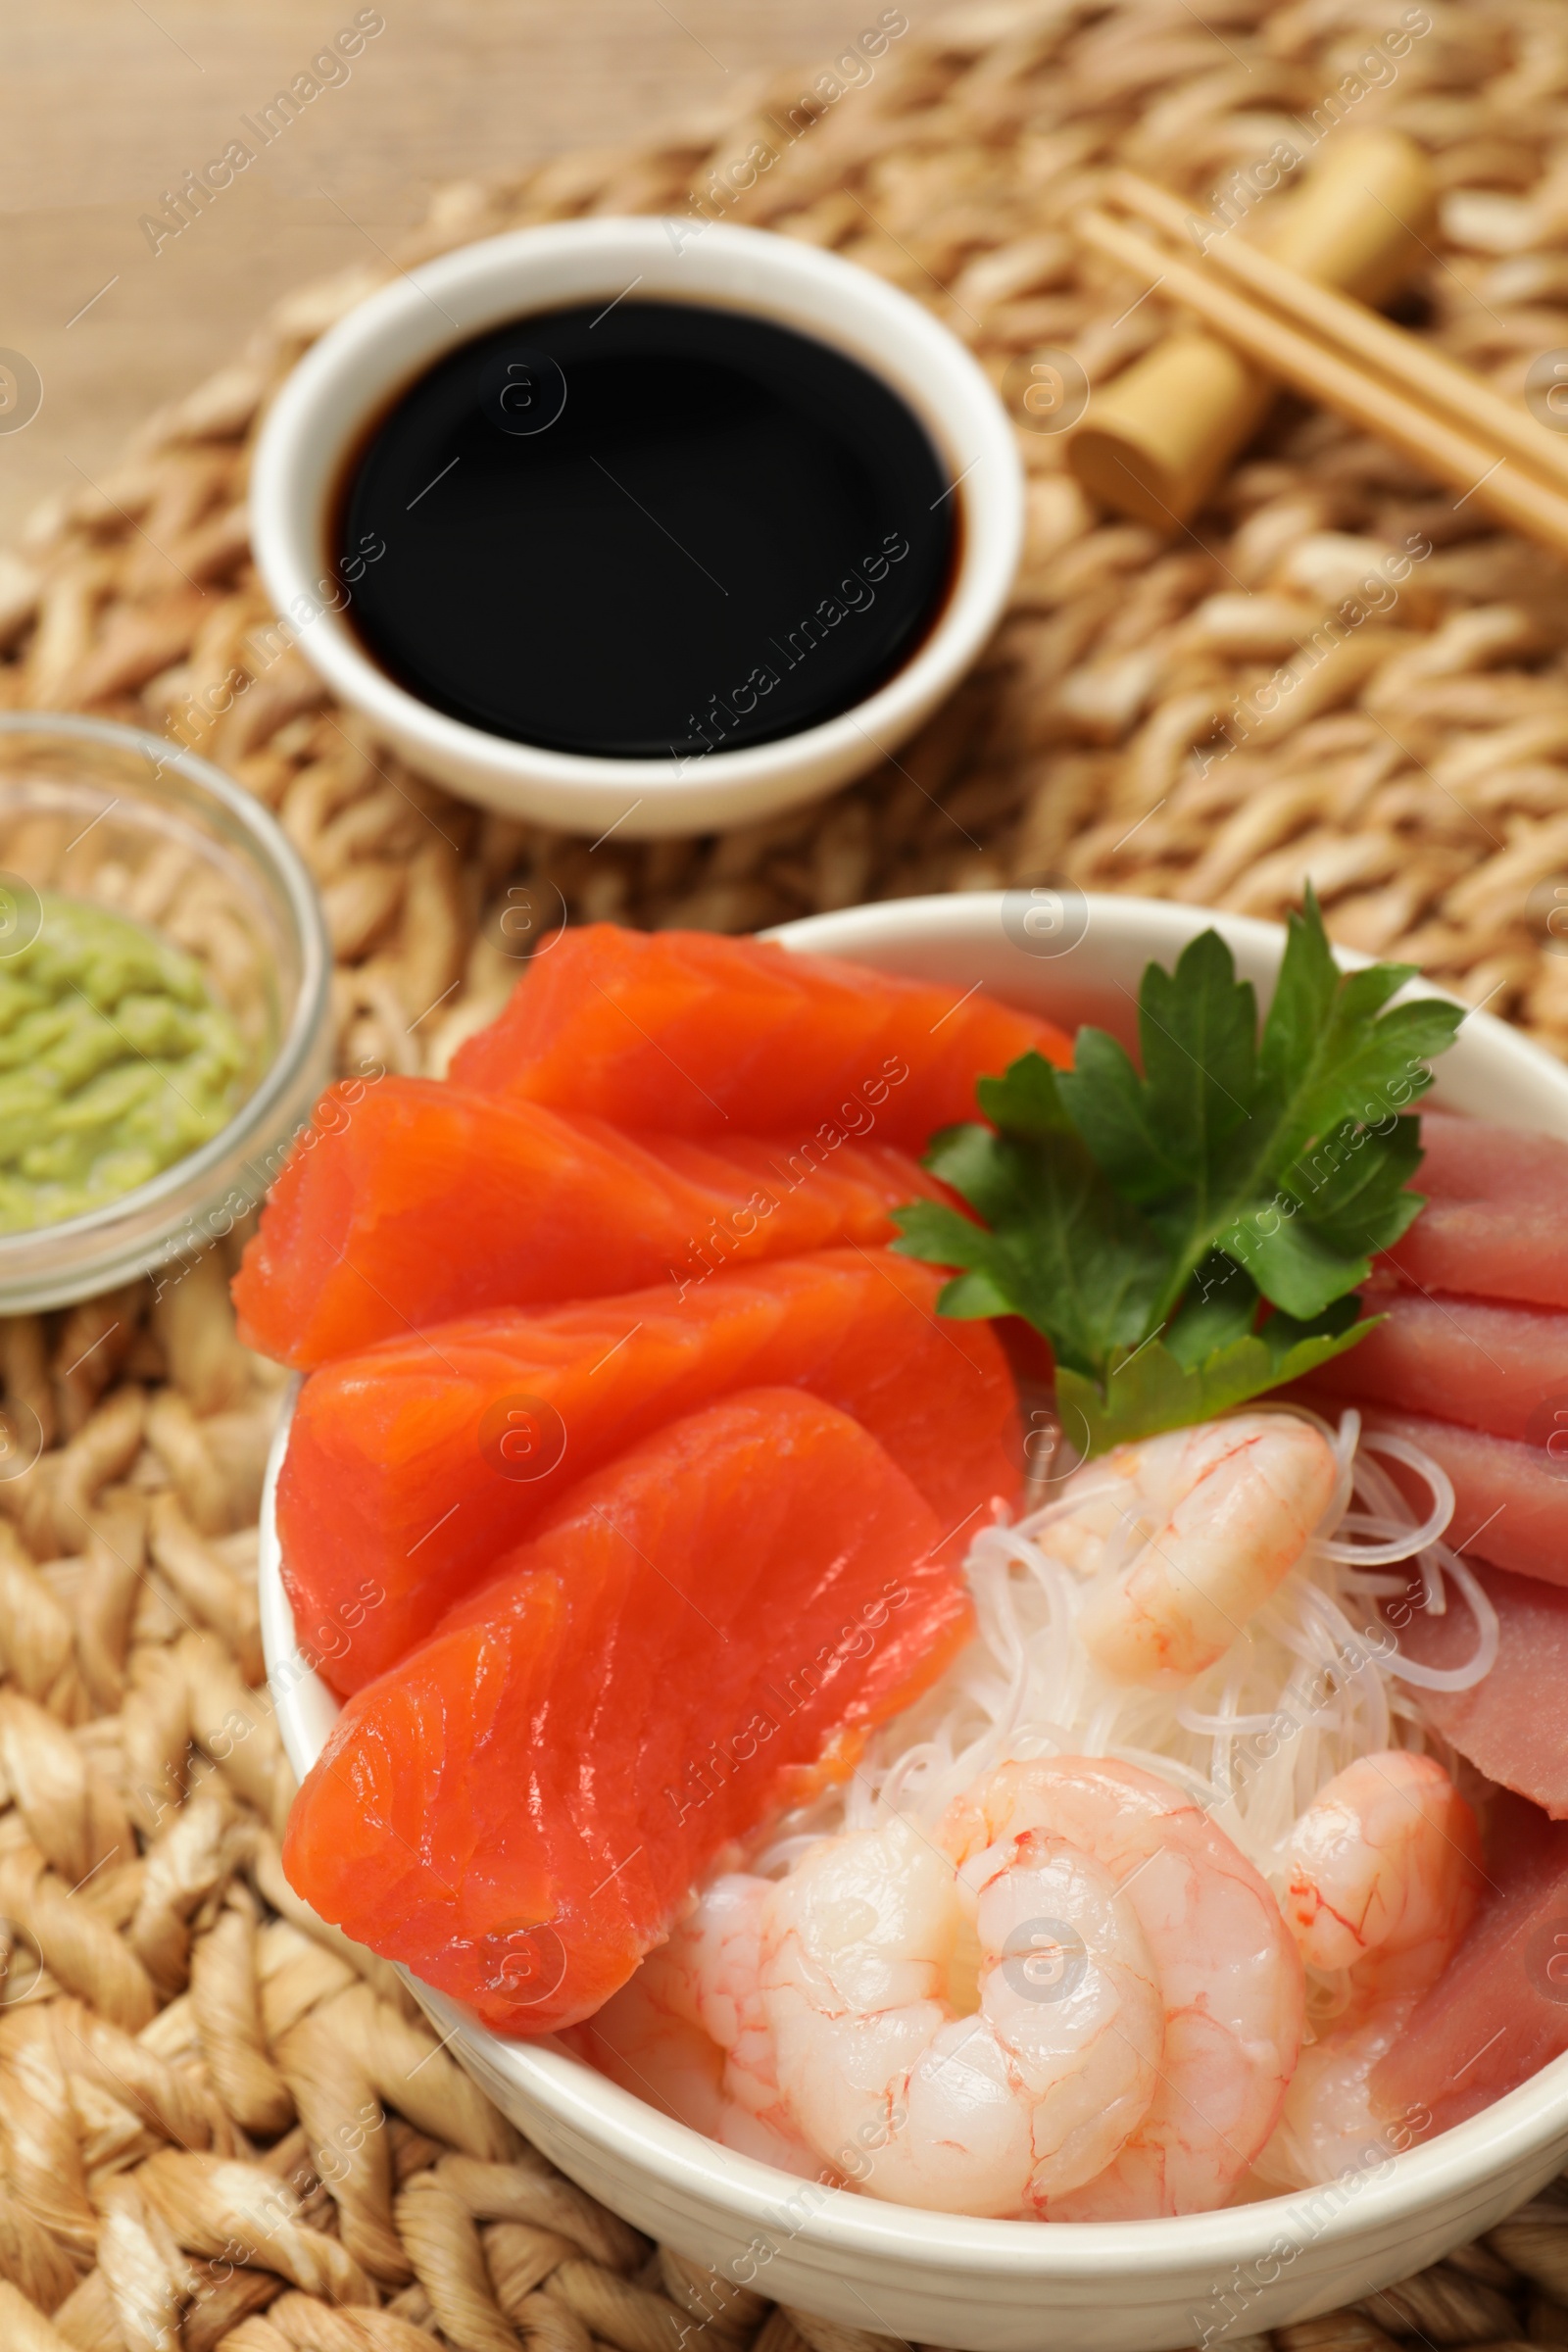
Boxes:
[1107,170,1568,500]
[1074,205,1568,561]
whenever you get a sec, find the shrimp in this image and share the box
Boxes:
[1260,1749,1482,2186]
[1047,1411,1340,1689]
[759,1810,1164,2215]
[755,1757,1300,2219]
[582,1876,819,2179]
[940,1758,1304,2218]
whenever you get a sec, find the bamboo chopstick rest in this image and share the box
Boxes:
[1110,164,1568,500]
[1067,128,1436,528]
[1074,201,1568,562]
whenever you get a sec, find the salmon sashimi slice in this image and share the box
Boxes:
[232,1076,947,1368]
[1385,1109,1568,1311]
[449,923,1072,1151]
[1370,1789,1568,2138]
[282,1389,971,2036]
[1396,1560,1568,1818]
[277,1248,1019,1693]
[1302,1288,1568,1445]
[1333,1405,1568,1590]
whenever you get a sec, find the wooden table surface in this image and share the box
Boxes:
[0,0,858,543]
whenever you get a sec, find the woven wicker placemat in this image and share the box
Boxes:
[3,0,1568,2343]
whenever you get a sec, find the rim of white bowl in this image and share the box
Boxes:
[249,218,1024,837]
[258,890,1568,2276]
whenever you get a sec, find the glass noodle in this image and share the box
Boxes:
[758,1407,1497,1909]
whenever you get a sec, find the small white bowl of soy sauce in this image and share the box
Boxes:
[249,218,1022,839]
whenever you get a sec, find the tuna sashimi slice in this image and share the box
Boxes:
[282,1389,970,2036]
[1396,1560,1568,1817]
[1302,1289,1568,1445]
[1385,1109,1568,1311]
[449,923,1071,1151]
[1337,1406,1568,1591]
[232,1076,946,1369]
[1370,1790,1568,2138]
[277,1249,1019,1693]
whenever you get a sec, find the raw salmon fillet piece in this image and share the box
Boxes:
[1396,1560,1568,1817]
[232,1076,945,1368]
[449,923,1072,1151]
[282,1389,971,2035]
[1385,1109,1568,1311]
[1340,1406,1568,1590]
[1302,1289,1568,1444]
[277,1249,1018,1692]
[1371,1790,1568,2137]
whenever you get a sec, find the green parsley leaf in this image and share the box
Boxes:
[1225,1112,1428,1320]
[1163,1251,1259,1366]
[890,891,1460,1452]
[904,1111,1167,1382]
[1055,1298,1375,1456]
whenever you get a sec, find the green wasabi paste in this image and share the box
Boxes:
[0,892,248,1232]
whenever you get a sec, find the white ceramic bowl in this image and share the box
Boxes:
[249,219,1022,840]
[259,892,1568,2352]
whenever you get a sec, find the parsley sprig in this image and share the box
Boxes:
[891,891,1463,1455]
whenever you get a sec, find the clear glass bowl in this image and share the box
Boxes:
[0,712,331,1311]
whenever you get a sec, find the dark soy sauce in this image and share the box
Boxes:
[335,300,956,761]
